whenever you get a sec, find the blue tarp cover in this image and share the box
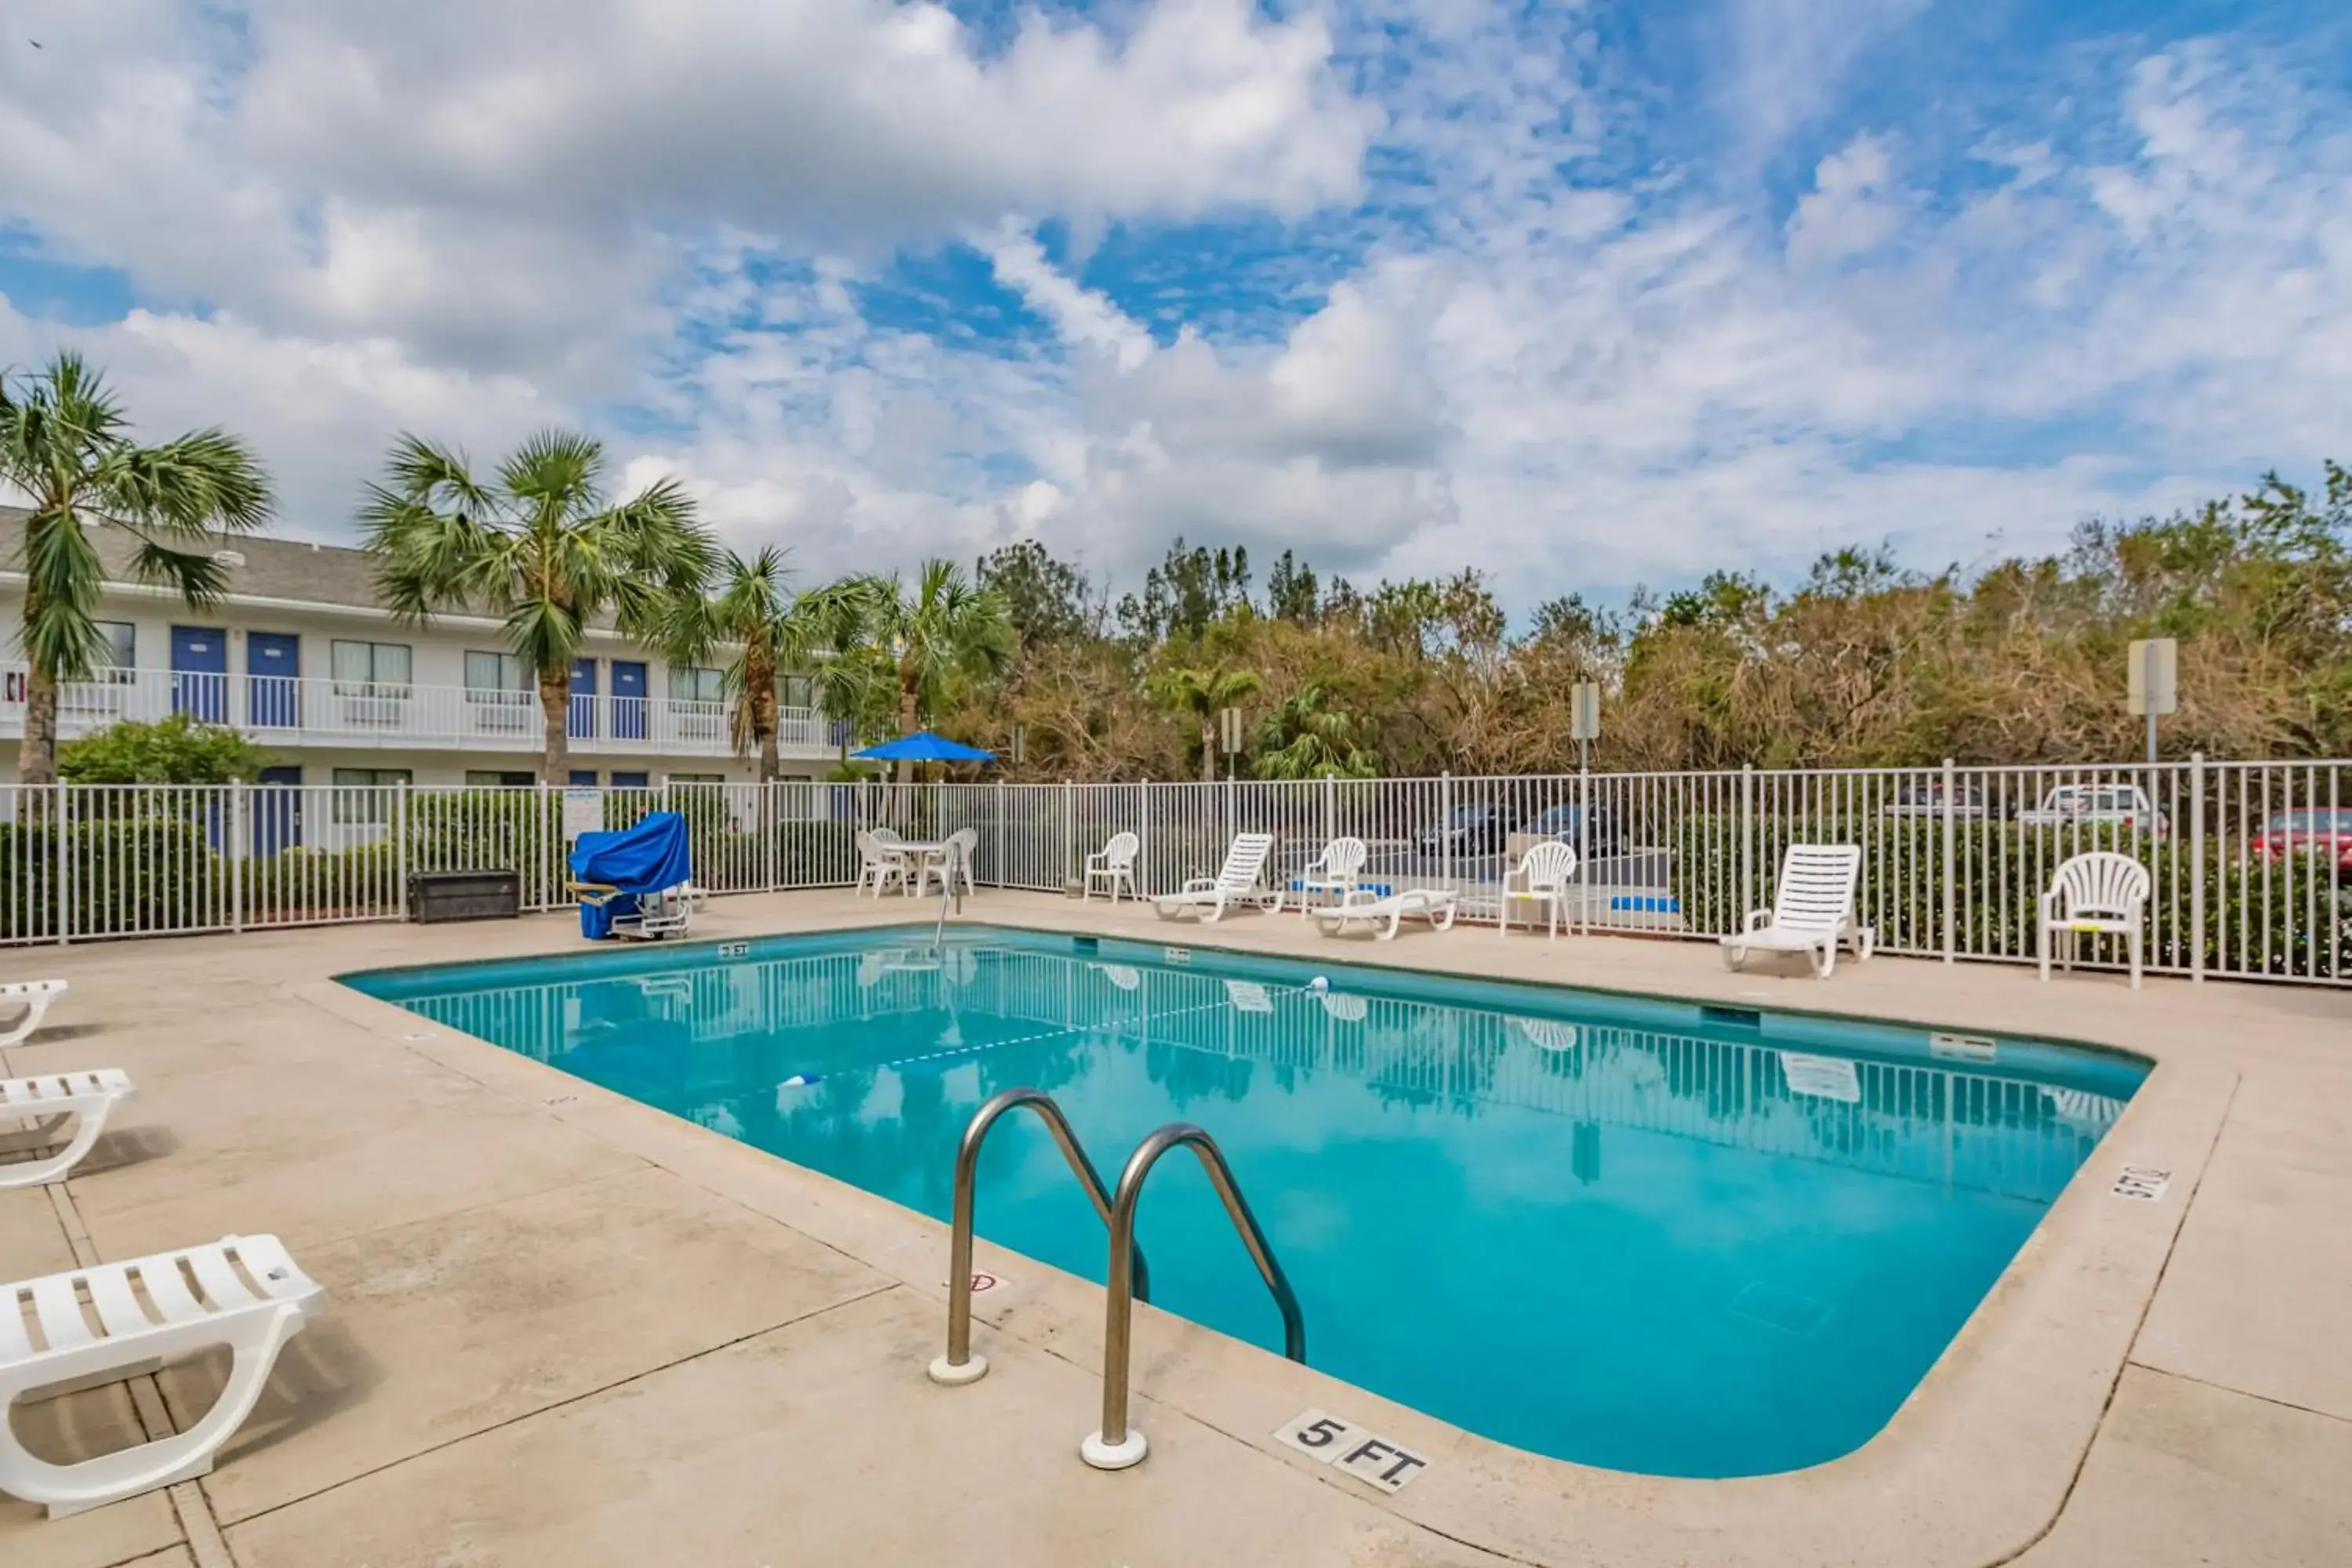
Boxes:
[568,811,692,939]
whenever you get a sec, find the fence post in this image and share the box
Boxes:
[1737,764,1752,934]
[1441,771,1454,900]
[993,779,1004,889]
[1322,773,1334,847]
[1137,779,1150,895]
[1941,757,1956,964]
[230,780,246,935]
[2190,751,2205,984]
[55,778,68,946]
[1063,779,1075,890]
[1577,764,1590,936]
[397,778,411,922]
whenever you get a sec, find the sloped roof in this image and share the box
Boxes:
[0,506,386,609]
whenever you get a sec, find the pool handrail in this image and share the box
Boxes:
[1083,1121,1306,1470]
[927,1087,1149,1386]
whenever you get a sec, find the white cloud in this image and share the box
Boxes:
[1785,135,1906,270]
[3,5,2348,619]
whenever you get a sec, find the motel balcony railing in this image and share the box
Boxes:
[0,665,838,758]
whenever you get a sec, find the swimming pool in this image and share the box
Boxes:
[343,924,2146,1478]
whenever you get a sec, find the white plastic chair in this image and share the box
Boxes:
[1501,841,1579,938]
[0,1234,325,1517]
[1291,837,1368,915]
[2039,851,2151,989]
[1083,832,1140,902]
[1720,844,1871,978]
[0,1069,137,1189]
[1151,833,1275,922]
[0,980,67,1048]
[855,830,908,898]
[916,829,979,898]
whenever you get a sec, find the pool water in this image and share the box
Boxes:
[343,925,2145,1478]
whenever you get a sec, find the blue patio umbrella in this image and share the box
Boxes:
[853,731,996,763]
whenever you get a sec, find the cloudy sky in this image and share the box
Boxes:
[2,0,2347,615]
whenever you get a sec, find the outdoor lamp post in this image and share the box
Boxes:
[1219,706,1245,782]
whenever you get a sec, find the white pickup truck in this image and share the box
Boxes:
[2017,784,2167,835]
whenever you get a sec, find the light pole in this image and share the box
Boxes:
[2128,638,2176,764]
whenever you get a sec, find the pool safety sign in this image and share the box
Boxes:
[1274,1409,1431,1494]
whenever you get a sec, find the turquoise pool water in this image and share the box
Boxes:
[343,925,2144,1477]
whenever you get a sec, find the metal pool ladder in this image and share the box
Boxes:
[927,1088,1149,1387]
[1082,1121,1306,1472]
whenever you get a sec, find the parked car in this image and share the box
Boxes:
[2018,784,2167,835]
[1414,803,1514,856]
[2259,810,2352,880]
[1881,782,2000,819]
[1523,803,1625,856]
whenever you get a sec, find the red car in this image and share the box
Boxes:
[2259,811,2352,878]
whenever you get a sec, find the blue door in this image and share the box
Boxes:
[248,632,299,728]
[171,626,228,722]
[611,660,646,739]
[255,765,303,855]
[568,657,598,739]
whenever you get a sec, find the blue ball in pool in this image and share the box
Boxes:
[1308,975,1330,992]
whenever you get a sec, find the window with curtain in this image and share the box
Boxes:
[667,666,725,706]
[92,621,136,682]
[464,650,532,702]
[780,674,814,709]
[331,767,410,823]
[331,641,412,695]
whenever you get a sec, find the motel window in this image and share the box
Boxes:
[331,767,411,824]
[464,770,536,788]
[93,621,136,681]
[464,651,533,702]
[667,666,725,706]
[331,640,412,695]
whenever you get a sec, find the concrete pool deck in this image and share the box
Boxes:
[0,889,2344,1567]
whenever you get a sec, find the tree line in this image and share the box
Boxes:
[9,351,2349,786]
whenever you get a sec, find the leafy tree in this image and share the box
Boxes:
[0,352,274,785]
[659,548,874,782]
[978,539,1098,648]
[1254,684,1378,779]
[848,560,1014,782]
[58,713,267,784]
[1266,550,1320,623]
[1147,664,1263,781]
[359,430,714,782]
[1116,537,1253,644]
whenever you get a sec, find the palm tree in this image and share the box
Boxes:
[851,561,1014,782]
[1148,664,1262,781]
[1253,684,1378,779]
[661,550,872,782]
[0,353,274,786]
[359,431,714,782]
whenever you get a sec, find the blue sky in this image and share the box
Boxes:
[2,0,2347,616]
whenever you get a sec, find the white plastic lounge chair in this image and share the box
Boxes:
[0,1070,137,1190]
[1094,963,1142,992]
[855,830,909,898]
[1720,844,1871,978]
[2038,851,2151,989]
[915,829,979,898]
[1291,837,1368,915]
[1224,979,1276,1014]
[1313,887,1459,941]
[1083,832,1141,902]
[0,1234,325,1518]
[1152,833,1275,923]
[0,980,67,1049]
[1501,841,1579,938]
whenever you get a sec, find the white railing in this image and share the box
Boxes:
[0,762,2345,988]
[0,665,833,758]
